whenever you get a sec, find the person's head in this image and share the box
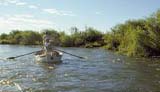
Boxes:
[45,31,49,35]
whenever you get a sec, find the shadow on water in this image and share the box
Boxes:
[0,45,160,92]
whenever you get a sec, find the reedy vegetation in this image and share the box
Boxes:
[0,27,103,48]
[104,10,160,57]
[0,10,160,57]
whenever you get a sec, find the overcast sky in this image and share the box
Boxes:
[0,0,160,34]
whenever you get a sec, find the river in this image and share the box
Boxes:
[0,45,160,92]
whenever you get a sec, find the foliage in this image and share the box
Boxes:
[103,10,160,57]
[0,30,42,45]
[1,10,160,57]
[0,27,104,47]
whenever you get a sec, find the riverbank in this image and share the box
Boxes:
[0,28,105,47]
[1,10,160,57]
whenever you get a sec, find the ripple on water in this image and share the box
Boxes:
[1,46,160,91]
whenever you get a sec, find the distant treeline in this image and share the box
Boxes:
[0,27,104,48]
[1,10,160,57]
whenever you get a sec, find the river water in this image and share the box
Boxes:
[0,45,160,92]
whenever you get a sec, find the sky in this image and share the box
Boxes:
[0,0,160,34]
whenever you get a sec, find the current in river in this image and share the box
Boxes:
[0,45,160,92]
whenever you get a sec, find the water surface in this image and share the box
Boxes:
[0,45,160,92]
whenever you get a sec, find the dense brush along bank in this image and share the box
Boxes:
[1,10,160,57]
